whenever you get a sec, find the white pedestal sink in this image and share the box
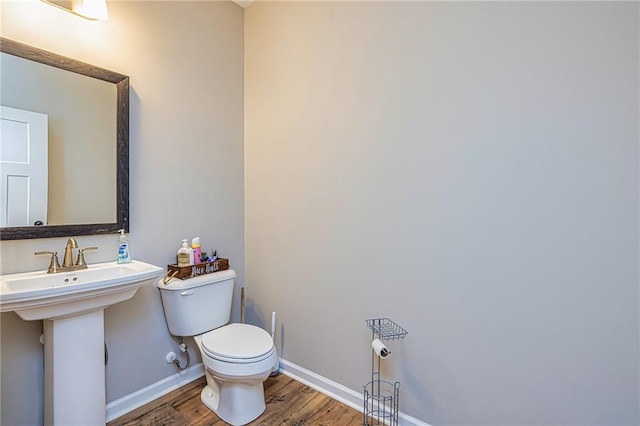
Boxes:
[0,260,163,426]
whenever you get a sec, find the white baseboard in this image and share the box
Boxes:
[105,363,205,423]
[279,358,430,426]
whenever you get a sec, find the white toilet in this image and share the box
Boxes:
[157,269,278,425]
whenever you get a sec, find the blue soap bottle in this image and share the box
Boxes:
[117,229,132,263]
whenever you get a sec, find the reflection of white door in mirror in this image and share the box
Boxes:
[0,106,48,227]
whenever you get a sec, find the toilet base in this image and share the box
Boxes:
[200,381,267,426]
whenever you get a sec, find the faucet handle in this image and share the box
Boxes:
[76,247,98,267]
[35,251,61,274]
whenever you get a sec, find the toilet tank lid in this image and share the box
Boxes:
[157,269,236,290]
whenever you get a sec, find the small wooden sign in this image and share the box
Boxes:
[167,258,229,280]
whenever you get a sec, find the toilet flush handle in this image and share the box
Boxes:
[180,290,194,296]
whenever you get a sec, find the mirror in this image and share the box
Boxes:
[0,37,129,240]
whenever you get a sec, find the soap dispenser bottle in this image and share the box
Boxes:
[177,239,194,266]
[117,229,132,263]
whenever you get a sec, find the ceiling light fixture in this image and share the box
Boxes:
[41,0,109,21]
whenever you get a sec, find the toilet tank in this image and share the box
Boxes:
[157,269,236,337]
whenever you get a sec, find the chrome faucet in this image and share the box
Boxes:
[36,238,98,274]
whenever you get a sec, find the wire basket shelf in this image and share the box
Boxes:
[365,318,408,341]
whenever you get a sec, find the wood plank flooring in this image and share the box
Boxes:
[108,374,363,425]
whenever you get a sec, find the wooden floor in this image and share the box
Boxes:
[108,374,363,425]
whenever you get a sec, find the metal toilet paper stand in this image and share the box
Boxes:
[363,318,408,426]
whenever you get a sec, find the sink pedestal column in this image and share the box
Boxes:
[44,308,105,426]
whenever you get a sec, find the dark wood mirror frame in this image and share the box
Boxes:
[0,37,129,240]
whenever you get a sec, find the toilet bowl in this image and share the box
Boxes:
[194,323,278,425]
[157,270,278,425]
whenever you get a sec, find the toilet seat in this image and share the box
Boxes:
[201,323,275,364]
[206,346,276,364]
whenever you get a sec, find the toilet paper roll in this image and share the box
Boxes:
[372,339,390,359]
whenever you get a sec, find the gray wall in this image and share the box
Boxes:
[245,2,639,425]
[0,2,244,425]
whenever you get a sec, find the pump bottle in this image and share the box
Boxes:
[117,229,132,263]
[177,239,194,266]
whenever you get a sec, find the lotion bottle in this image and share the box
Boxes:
[192,237,202,264]
[117,229,132,263]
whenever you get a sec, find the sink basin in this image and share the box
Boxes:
[0,260,163,320]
